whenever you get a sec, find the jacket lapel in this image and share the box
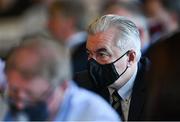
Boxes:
[128,57,149,120]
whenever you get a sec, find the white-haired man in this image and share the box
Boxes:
[75,14,150,121]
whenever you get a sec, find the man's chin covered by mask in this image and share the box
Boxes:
[7,99,49,121]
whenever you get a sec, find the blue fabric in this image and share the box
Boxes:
[54,81,121,121]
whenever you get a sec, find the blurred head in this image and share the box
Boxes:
[48,0,86,43]
[5,34,71,119]
[161,0,180,27]
[87,14,141,89]
[143,0,180,36]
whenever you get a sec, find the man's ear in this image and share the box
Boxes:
[127,50,136,66]
[60,80,68,91]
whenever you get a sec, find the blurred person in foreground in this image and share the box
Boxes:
[144,31,180,120]
[3,35,120,121]
[75,14,150,121]
[48,0,88,74]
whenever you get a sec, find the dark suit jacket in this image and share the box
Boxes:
[74,57,150,120]
[71,41,88,74]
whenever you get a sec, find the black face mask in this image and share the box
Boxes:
[8,98,49,121]
[23,101,49,121]
[88,51,130,87]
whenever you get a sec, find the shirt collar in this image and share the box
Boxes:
[117,66,138,100]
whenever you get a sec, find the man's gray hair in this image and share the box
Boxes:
[5,34,72,88]
[88,14,141,61]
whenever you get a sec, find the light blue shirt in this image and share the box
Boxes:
[108,66,138,120]
[55,81,121,121]
[118,66,138,120]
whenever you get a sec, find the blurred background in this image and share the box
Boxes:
[0,0,179,59]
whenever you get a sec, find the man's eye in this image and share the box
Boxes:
[97,53,108,58]
[86,51,92,59]
[86,51,90,56]
[99,53,106,57]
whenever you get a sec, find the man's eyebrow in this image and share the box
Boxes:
[96,48,112,56]
[86,48,108,52]
[96,48,108,53]
[86,48,111,55]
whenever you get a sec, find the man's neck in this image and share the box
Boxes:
[47,82,68,120]
[109,63,138,91]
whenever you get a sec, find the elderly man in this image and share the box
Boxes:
[75,14,150,121]
[3,35,120,121]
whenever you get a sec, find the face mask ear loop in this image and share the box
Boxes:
[112,50,131,64]
[118,65,129,78]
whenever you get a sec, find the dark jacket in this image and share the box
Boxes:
[71,41,88,74]
[74,57,150,120]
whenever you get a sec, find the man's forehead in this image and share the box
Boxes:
[87,35,118,53]
[86,40,111,53]
[7,48,40,71]
[16,48,38,61]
